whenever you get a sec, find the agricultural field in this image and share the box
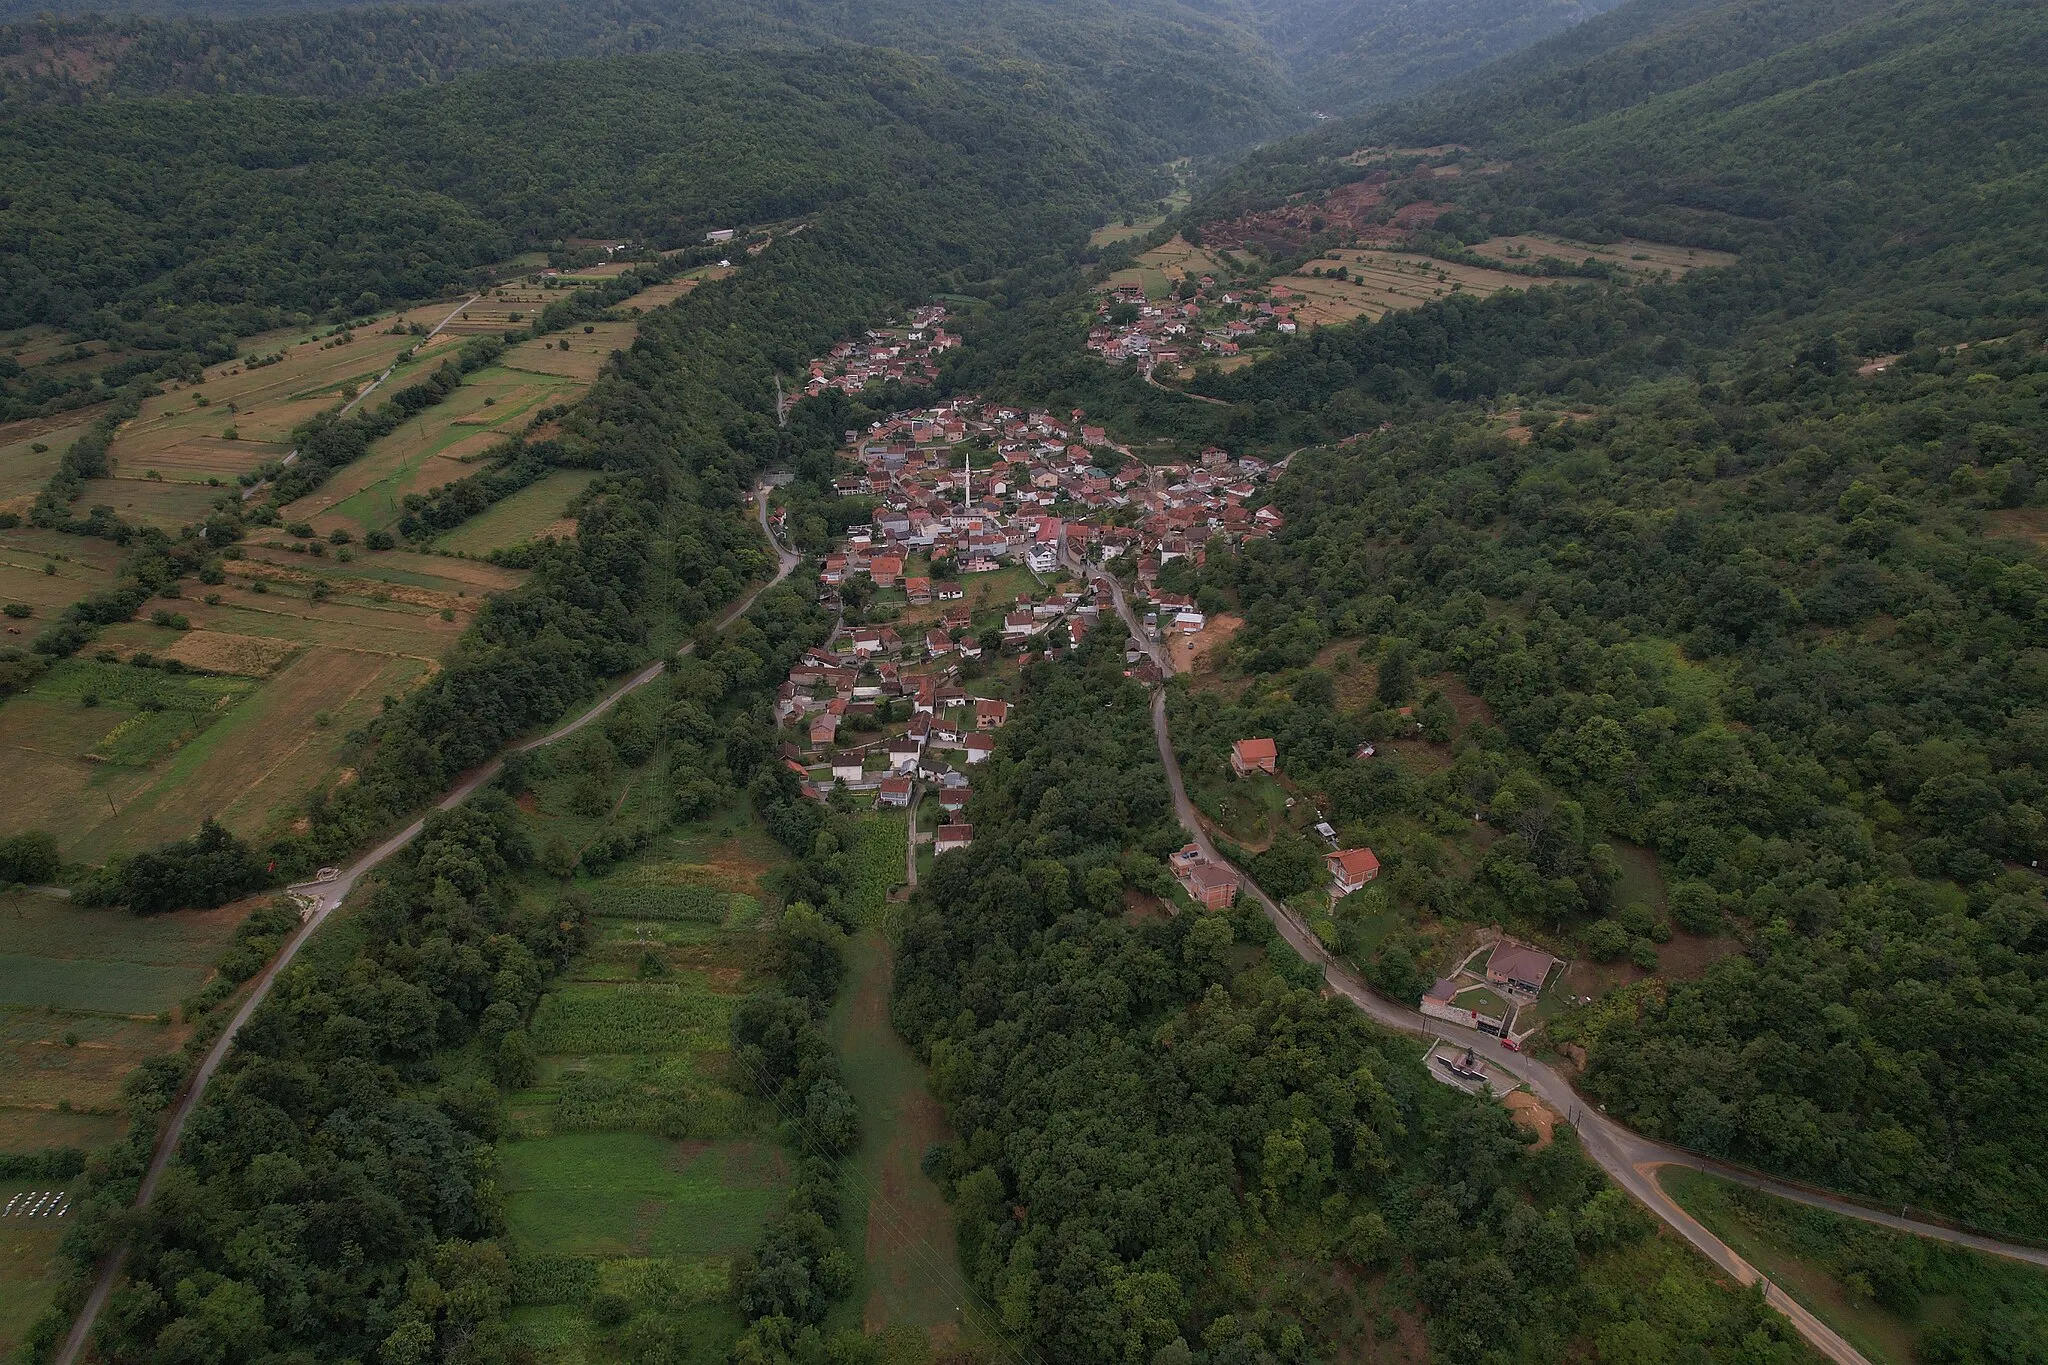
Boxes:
[285,268,725,544]
[1105,235,1233,301]
[499,1132,788,1259]
[1660,1167,2048,1363]
[1468,233,1736,280]
[0,888,248,1156]
[278,363,579,540]
[100,298,484,509]
[434,469,596,556]
[500,788,792,1365]
[0,546,519,861]
[1272,248,1564,328]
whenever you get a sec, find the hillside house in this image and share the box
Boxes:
[878,776,913,808]
[975,698,1010,730]
[935,822,974,855]
[1485,941,1557,996]
[1326,848,1380,900]
[1232,738,1278,777]
[1170,844,1237,910]
[964,733,995,764]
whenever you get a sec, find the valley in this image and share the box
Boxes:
[3,0,2047,1363]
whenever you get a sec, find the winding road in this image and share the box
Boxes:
[1094,569,2048,1365]
[52,486,801,1365]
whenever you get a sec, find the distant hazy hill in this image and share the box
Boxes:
[0,0,1630,148]
[1197,0,2048,323]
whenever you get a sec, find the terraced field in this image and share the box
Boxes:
[0,545,520,860]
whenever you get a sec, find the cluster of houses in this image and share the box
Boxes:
[803,305,959,397]
[1086,279,1299,373]
[825,396,1286,596]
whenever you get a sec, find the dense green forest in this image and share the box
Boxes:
[1189,0,2048,353]
[0,45,1142,345]
[1171,334,2048,1236]
[1060,0,2048,1245]
[1245,0,1620,115]
[888,630,1815,1362]
[0,0,1631,141]
[0,0,1293,151]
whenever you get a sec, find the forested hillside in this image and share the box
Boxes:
[1104,0,2048,1243]
[1248,0,1622,115]
[0,45,1138,346]
[890,632,1816,1362]
[0,0,1640,143]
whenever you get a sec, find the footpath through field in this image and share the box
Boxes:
[51,485,802,1365]
[1097,568,2048,1365]
[239,294,480,502]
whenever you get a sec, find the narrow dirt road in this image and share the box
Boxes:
[1116,574,2048,1365]
[240,294,479,501]
[52,485,801,1365]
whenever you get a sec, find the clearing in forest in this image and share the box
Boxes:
[826,929,982,1344]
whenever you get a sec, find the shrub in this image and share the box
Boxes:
[3,603,31,618]
[1583,920,1631,962]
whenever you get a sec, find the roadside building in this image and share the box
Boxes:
[1326,848,1380,901]
[1231,737,1278,777]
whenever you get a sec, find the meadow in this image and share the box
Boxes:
[433,469,596,556]
[499,1132,788,1259]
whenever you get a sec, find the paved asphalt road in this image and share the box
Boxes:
[1099,569,2048,1365]
[52,486,800,1365]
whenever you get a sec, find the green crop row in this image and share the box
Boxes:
[586,883,733,924]
[529,982,732,1055]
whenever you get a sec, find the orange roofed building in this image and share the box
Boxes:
[1231,737,1277,777]
[1326,847,1380,901]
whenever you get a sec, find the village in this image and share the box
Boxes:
[771,326,1296,858]
[1087,272,1299,373]
[769,314,1571,1065]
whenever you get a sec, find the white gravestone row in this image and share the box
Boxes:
[2,1189,70,1218]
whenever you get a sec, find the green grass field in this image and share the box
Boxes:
[826,930,983,1342]
[0,956,207,1015]
[0,1179,73,1363]
[1661,1168,2048,1363]
[499,1132,787,1258]
[434,469,596,556]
